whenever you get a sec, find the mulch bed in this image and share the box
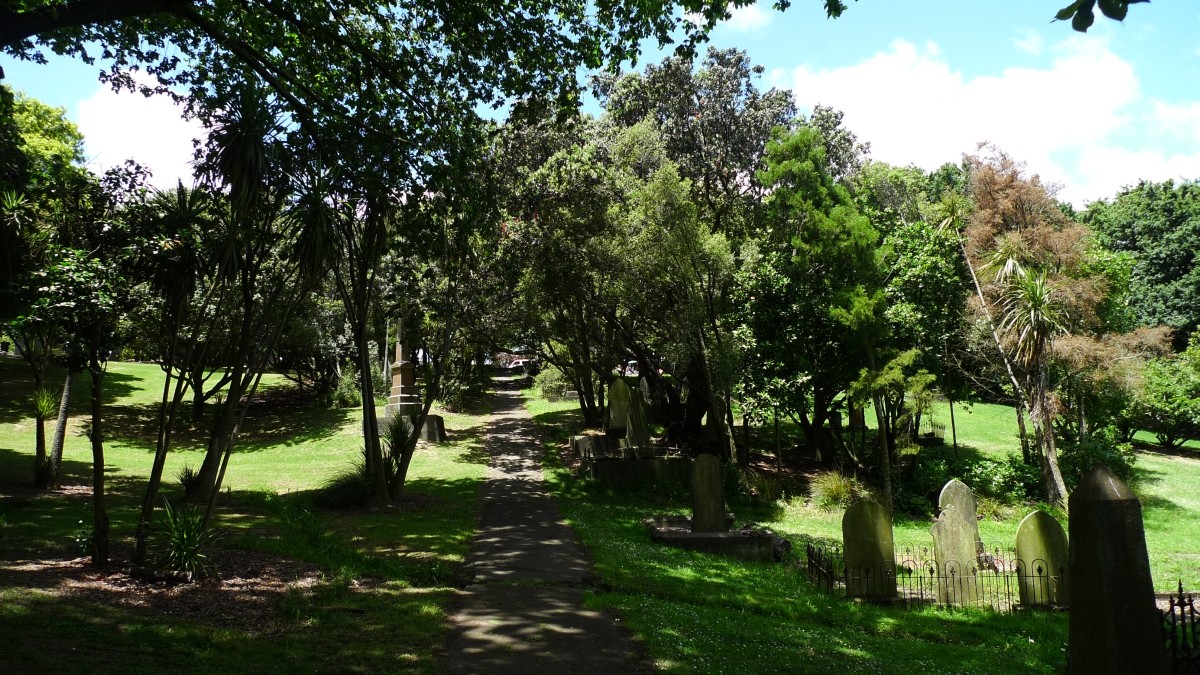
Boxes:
[0,548,324,635]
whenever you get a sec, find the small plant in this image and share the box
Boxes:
[808,470,870,510]
[152,499,220,578]
[177,463,200,491]
[975,495,1013,521]
[73,518,94,557]
[314,449,376,507]
[332,362,363,408]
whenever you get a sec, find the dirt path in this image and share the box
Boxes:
[439,375,647,674]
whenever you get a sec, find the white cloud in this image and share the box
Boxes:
[1014,29,1045,56]
[726,3,772,33]
[76,74,204,190]
[783,35,1200,206]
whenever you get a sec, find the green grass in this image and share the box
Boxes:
[530,391,1200,673]
[0,355,491,673]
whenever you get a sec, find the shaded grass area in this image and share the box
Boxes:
[0,357,492,673]
[0,581,453,675]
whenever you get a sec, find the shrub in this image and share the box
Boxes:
[177,464,200,491]
[533,366,572,399]
[963,454,1041,502]
[808,470,871,510]
[1058,425,1137,489]
[332,362,362,408]
[152,500,220,578]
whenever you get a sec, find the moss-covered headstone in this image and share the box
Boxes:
[842,500,897,600]
[931,505,980,605]
[1068,464,1167,674]
[1015,510,1068,607]
[938,478,984,557]
[691,454,726,533]
[626,391,651,449]
[607,378,631,434]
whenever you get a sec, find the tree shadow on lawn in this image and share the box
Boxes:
[1130,461,1185,513]
[97,389,354,454]
[0,359,140,427]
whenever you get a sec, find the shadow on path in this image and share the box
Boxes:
[440,375,647,674]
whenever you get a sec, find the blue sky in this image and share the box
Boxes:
[3,1,1198,206]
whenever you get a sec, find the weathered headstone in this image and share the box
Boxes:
[626,391,651,449]
[691,454,727,533]
[938,478,985,557]
[1068,465,1168,674]
[1015,510,1068,607]
[931,505,980,605]
[842,500,897,600]
[607,378,631,434]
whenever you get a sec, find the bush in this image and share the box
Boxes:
[332,362,362,408]
[963,453,1041,502]
[152,500,220,578]
[808,470,871,510]
[1058,425,1137,489]
[533,366,572,399]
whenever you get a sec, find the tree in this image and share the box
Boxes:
[739,125,884,467]
[956,145,1106,507]
[1135,336,1200,450]
[1084,179,1200,350]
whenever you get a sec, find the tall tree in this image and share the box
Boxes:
[1084,179,1200,350]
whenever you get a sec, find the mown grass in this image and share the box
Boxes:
[531,391,1200,673]
[0,355,490,673]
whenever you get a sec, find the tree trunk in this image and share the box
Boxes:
[33,413,47,488]
[88,353,109,566]
[134,362,189,564]
[1033,369,1069,508]
[47,370,72,488]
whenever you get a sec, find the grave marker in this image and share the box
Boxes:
[1015,510,1068,607]
[938,478,985,558]
[931,505,980,604]
[1068,465,1167,674]
[691,454,727,533]
[607,378,631,434]
[842,500,897,600]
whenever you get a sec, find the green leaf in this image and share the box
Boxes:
[1072,3,1097,31]
[1055,0,1085,21]
[1097,0,1128,20]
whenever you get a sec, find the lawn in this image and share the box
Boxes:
[0,355,490,673]
[529,393,1200,674]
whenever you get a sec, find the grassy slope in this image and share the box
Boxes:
[0,356,489,673]
[531,393,1200,674]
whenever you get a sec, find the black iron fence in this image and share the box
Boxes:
[1163,581,1199,675]
[805,543,1066,612]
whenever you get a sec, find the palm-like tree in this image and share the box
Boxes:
[998,270,1069,506]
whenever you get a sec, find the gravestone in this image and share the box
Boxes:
[691,454,727,533]
[626,391,651,449]
[607,378,631,435]
[1068,465,1168,674]
[841,500,897,600]
[938,478,985,558]
[931,505,980,605]
[384,318,421,418]
[638,376,651,408]
[1015,510,1068,607]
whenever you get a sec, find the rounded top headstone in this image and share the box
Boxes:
[1071,463,1136,503]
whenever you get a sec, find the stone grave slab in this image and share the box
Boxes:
[1015,510,1068,607]
[931,505,980,605]
[841,500,897,600]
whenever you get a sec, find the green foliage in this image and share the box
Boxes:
[332,362,363,409]
[1085,179,1200,346]
[176,463,199,491]
[533,365,572,399]
[1058,426,1137,489]
[896,452,1040,515]
[151,500,220,578]
[1135,338,1200,449]
[72,516,93,557]
[808,470,871,510]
